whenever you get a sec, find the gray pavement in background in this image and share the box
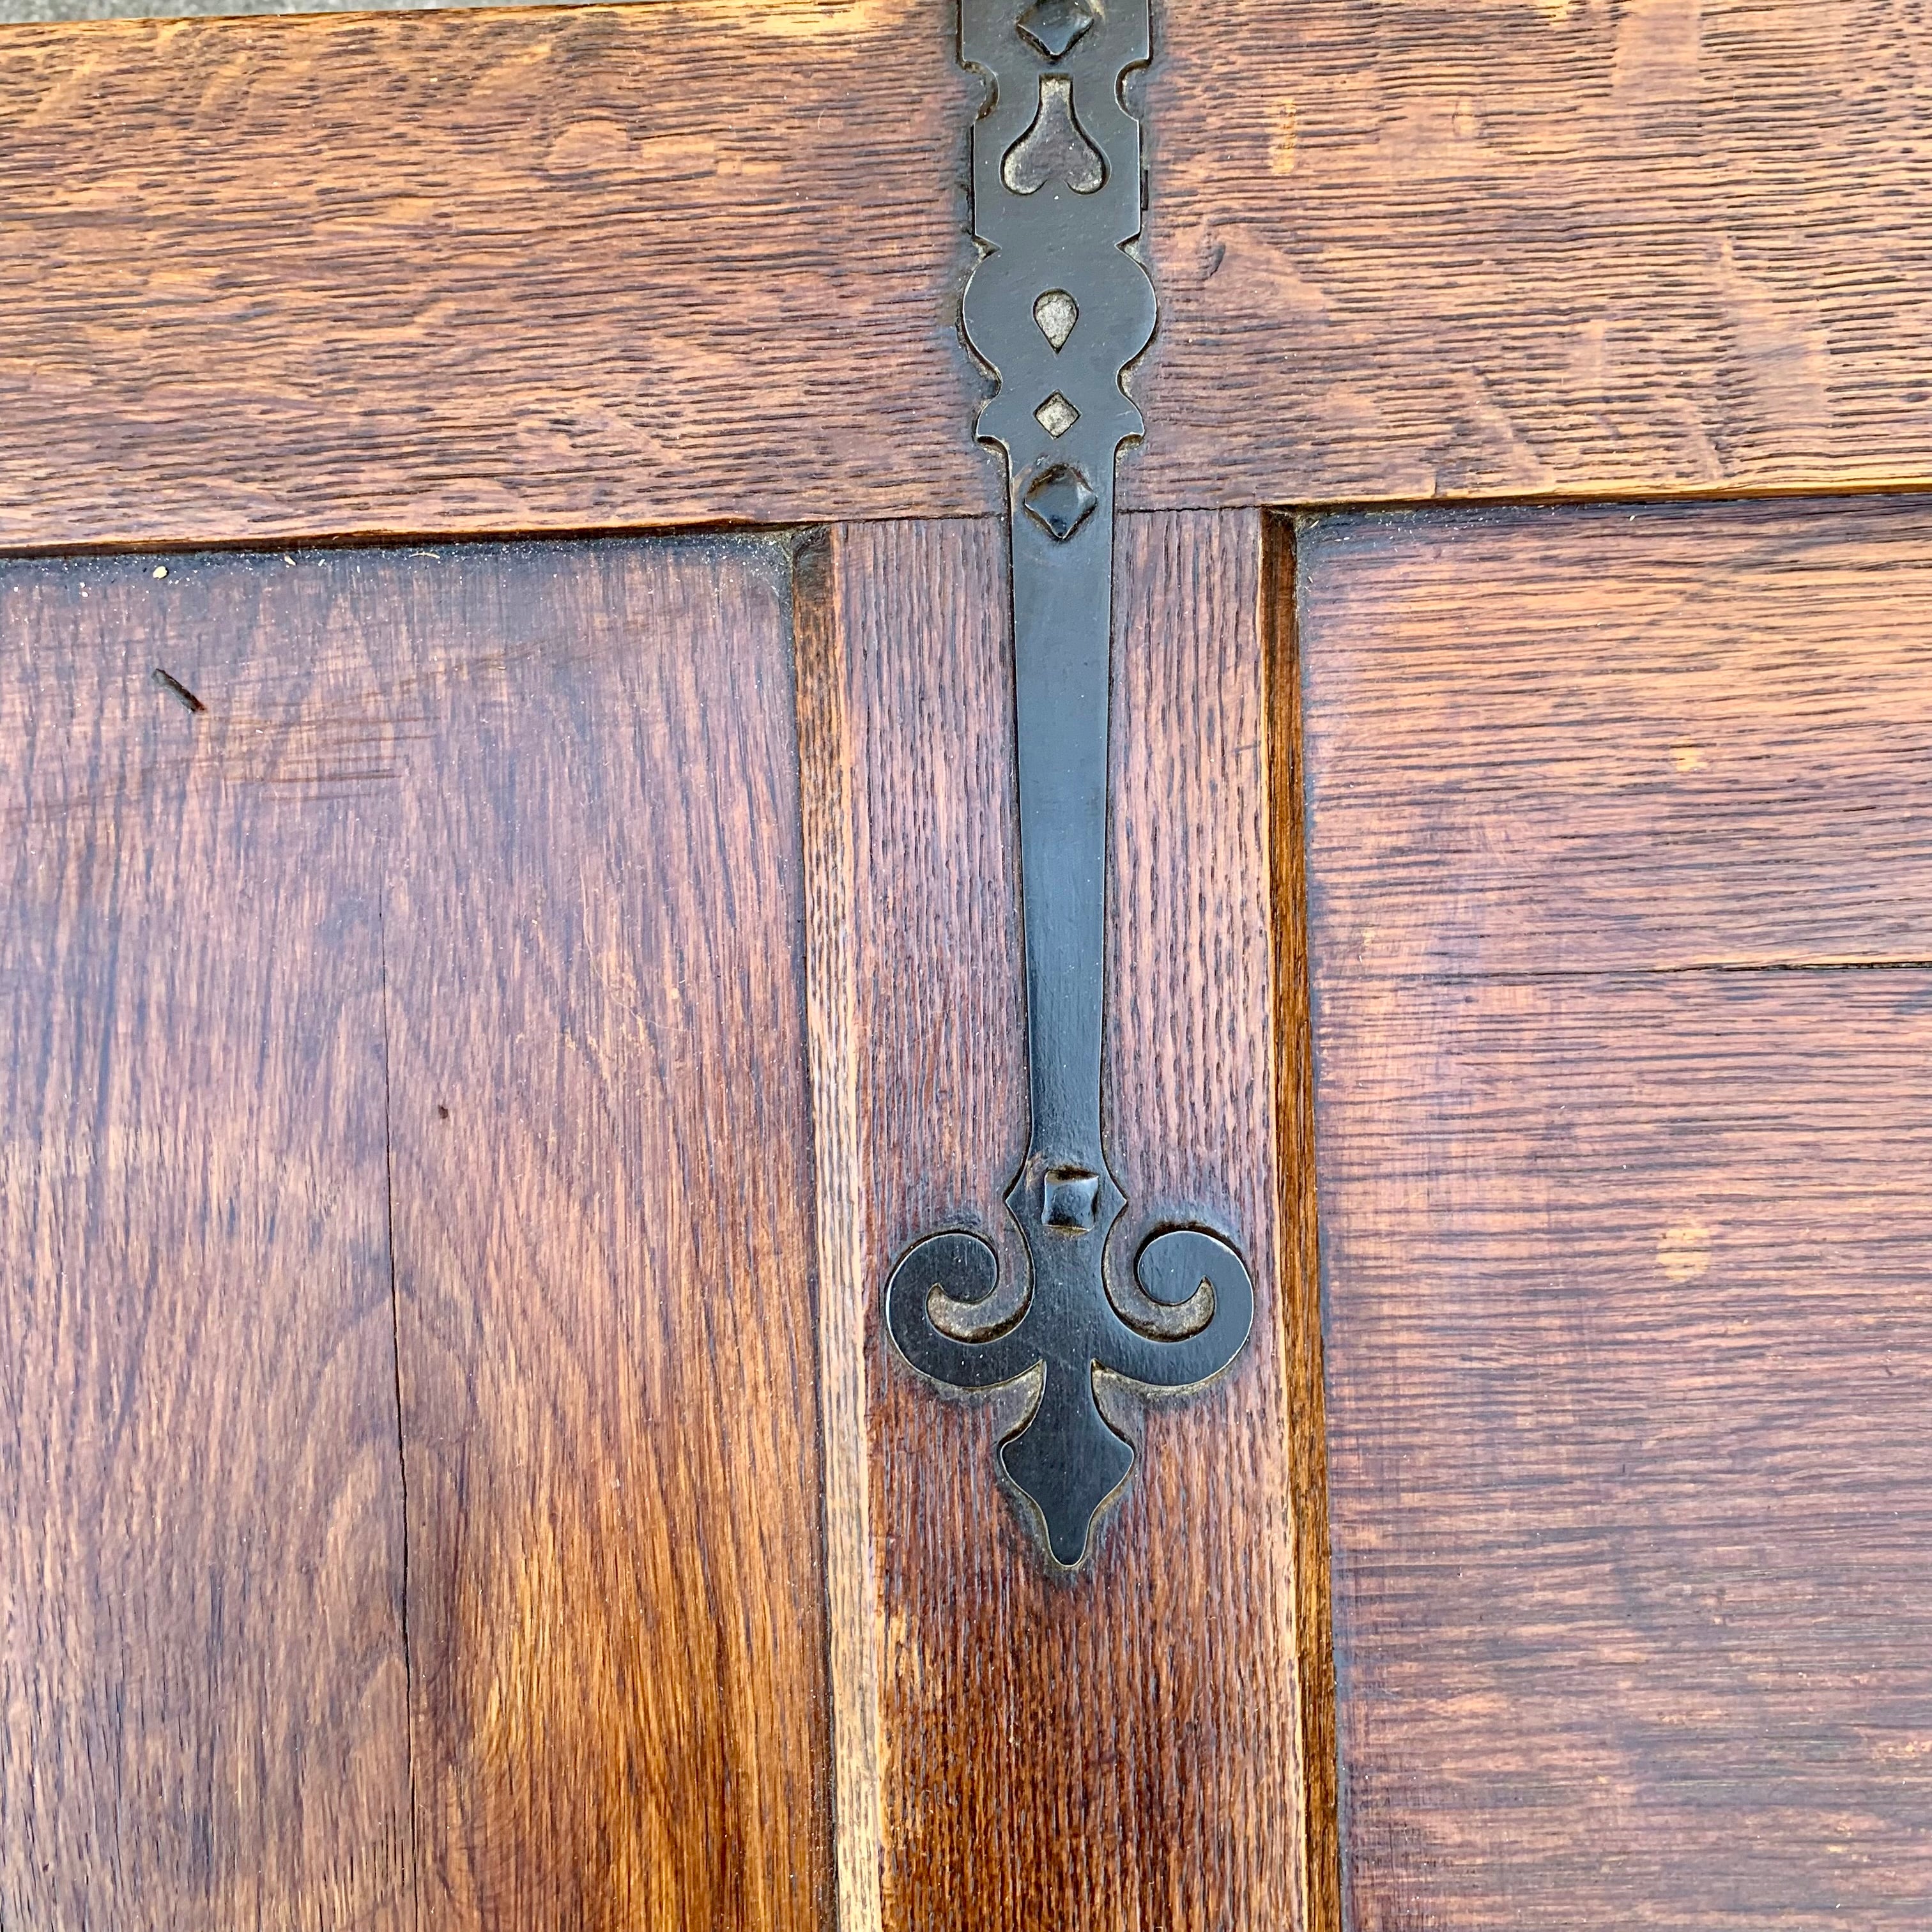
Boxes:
[7,0,542,19]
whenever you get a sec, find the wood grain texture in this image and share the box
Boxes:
[1300,496,1932,973]
[377,538,834,1931]
[797,512,1318,1931]
[10,0,1932,547]
[1298,497,1932,1931]
[0,554,413,1928]
[1137,0,1932,507]
[794,533,886,1932]
[0,535,837,1930]
[0,2,992,551]
[1265,514,1342,1932]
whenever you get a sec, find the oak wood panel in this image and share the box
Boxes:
[1141,0,1932,509]
[0,554,413,1928]
[1298,499,1932,1931]
[0,535,838,1929]
[0,3,992,551]
[797,512,1324,1932]
[10,1,1932,547]
[1299,496,1932,973]
[377,538,834,1931]
[1315,972,1932,1931]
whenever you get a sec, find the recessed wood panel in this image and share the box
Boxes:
[0,537,836,1931]
[374,539,835,1932]
[797,512,1328,1932]
[8,1,1932,546]
[1299,498,1932,1931]
[0,554,413,1929]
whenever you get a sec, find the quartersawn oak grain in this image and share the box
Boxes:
[10,0,1932,548]
[1299,496,1932,1932]
[797,512,1319,1932]
[0,3,992,551]
[378,538,835,1932]
[1299,497,1932,974]
[0,555,413,1929]
[0,537,837,1932]
[1140,0,1932,509]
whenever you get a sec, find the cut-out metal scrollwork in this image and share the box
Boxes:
[885,0,1253,1569]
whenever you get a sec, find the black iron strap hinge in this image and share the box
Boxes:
[884,0,1254,1570]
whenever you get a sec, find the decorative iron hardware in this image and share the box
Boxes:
[884,0,1253,1568]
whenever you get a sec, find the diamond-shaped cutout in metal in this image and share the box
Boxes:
[1035,392,1079,438]
[1022,464,1097,541]
[1017,0,1096,59]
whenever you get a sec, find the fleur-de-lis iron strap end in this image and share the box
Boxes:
[884,0,1254,1572]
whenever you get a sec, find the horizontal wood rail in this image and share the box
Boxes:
[5,0,1931,549]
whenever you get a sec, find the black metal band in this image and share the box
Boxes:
[884,0,1254,1569]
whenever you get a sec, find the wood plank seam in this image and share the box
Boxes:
[375,889,424,1930]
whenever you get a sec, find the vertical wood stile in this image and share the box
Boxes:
[795,530,889,1932]
[1266,513,1343,1932]
[796,511,1328,1931]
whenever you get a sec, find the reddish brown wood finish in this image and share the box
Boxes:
[0,3,990,550]
[0,554,413,1929]
[797,512,1327,1932]
[376,537,836,1932]
[0,538,836,1932]
[1299,497,1932,1931]
[1140,0,1932,508]
[8,1,1932,546]
[1266,513,1341,1932]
